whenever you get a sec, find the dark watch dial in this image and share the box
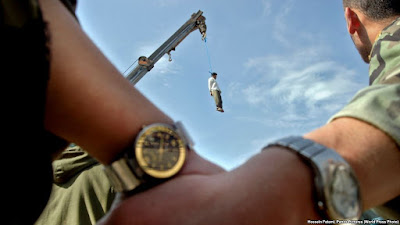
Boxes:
[135,124,186,179]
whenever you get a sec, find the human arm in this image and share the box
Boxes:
[305,117,400,210]
[38,0,399,223]
[99,117,399,225]
[208,77,213,92]
[39,0,173,164]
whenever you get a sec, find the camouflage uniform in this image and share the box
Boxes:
[330,17,400,219]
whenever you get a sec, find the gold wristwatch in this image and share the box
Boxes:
[104,122,193,193]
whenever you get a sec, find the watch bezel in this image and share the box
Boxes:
[134,123,187,179]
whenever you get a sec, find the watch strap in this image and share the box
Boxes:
[266,136,347,164]
[104,158,141,193]
[265,136,362,220]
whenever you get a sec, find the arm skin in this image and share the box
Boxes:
[40,0,173,164]
[304,117,400,210]
[39,0,399,224]
[99,120,399,225]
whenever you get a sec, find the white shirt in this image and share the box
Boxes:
[208,77,221,92]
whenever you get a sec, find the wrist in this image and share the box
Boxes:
[104,121,193,194]
[261,146,322,222]
[304,117,400,209]
[265,136,362,220]
[222,146,320,224]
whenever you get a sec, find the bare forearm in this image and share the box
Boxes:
[217,117,399,223]
[304,117,400,209]
[100,147,321,225]
[40,0,172,164]
[98,117,400,225]
[217,147,321,224]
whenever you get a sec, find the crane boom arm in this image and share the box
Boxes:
[126,10,207,85]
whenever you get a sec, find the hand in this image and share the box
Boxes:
[210,91,213,96]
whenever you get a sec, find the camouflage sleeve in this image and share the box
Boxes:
[329,83,400,146]
[369,18,400,85]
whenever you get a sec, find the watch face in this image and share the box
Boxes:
[329,164,361,219]
[135,124,186,179]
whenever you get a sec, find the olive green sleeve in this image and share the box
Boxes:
[329,83,400,146]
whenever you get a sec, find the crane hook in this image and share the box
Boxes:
[168,52,172,62]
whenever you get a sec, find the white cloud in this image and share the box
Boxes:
[269,61,359,102]
[227,0,362,130]
[262,0,272,16]
[272,0,295,47]
[242,84,270,105]
[233,46,364,128]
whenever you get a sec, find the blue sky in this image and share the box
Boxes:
[76,0,369,170]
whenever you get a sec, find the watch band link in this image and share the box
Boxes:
[264,136,362,221]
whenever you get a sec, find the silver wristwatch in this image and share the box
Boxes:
[104,121,194,193]
[265,136,362,220]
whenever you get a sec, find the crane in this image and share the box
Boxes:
[126,10,207,85]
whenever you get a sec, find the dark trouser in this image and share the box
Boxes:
[212,90,223,108]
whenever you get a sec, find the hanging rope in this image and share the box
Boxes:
[203,37,213,74]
